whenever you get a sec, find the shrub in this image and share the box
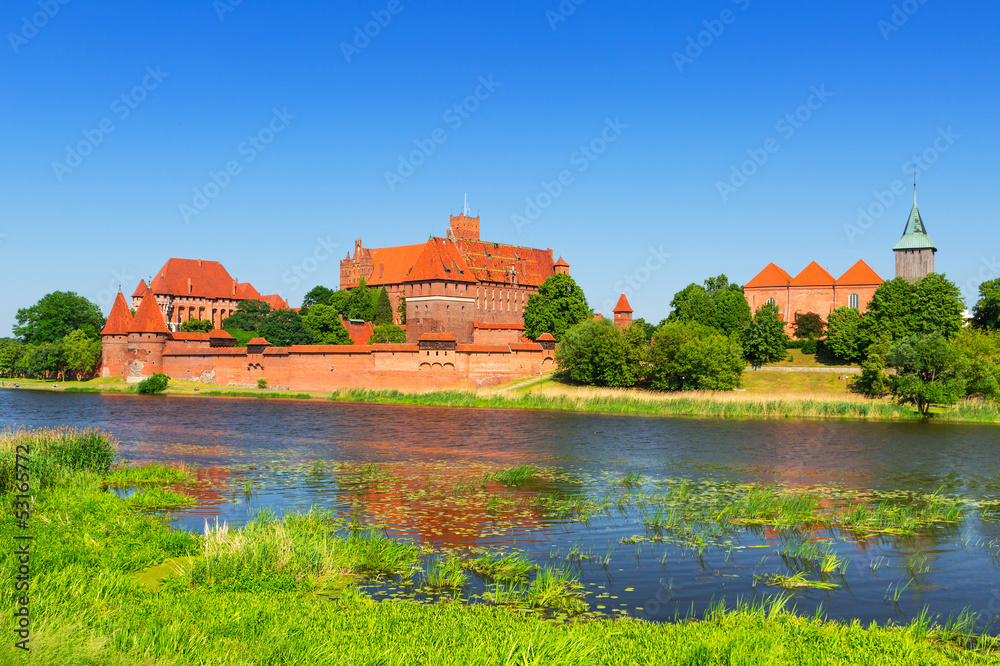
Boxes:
[801,339,818,355]
[137,373,169,395]
[257,378,268,389]
[1,427,117,493]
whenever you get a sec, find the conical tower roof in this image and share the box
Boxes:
[893,202,937,251]
[128,289,170,334]
[101,291,134,336]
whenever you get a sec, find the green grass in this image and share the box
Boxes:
[491,464,538,487]
[424,555,468,591]
[464,552,536,584]
[103,464,193,487]
[0,426,117,492]
[124,486,196,510]
[330,387,1000,424]
[760,572,841,590]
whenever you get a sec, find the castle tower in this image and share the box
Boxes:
[894,199,936,283]
[99,291,134,378]
[449,214,480,242]
[125,287,170,382]
[613,294,634,329]
[554,257,570,275]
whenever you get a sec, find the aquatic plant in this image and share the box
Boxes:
[424,556,467,591]
[491,464,538,487]
[124,486,196,510]
[465,552,535,584]
[103,463,192,487]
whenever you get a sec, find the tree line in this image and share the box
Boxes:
[1,292,105,380]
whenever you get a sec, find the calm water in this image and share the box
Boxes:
[3,389,999,630]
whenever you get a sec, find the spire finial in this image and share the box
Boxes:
[913,169,918,203]
[463,193,469,216]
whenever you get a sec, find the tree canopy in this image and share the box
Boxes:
[369,323,407,344]
[860,274,965,348]
[14,291,105,344]
[666,275,751,337]
[346,279,376,322]
[825,307,864,363]
[972,278,1000,330]
[556,318,645,387]
[302,286,336,310]
[181,319,214,333]
[793,313,825,341]
[301,304,353,345]
[258,310,315,346]
[886,333,968,419]
[649,322,744,391]
[740,302,788,368]
[523,274,591,340]
[374,288,394,325]
[222,300,272,332]
[63,329,103,378]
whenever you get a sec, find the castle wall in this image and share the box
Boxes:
[895,249,935,284]
[100,335,129,378]
[125,332,169,382]
[155,342,554,392]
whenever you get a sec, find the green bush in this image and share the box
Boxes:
[801,339,818,355]
[137,373,169,395]
[1,427,118,493]
[257,378,268,389]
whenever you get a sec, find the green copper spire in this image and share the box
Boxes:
[893,201,937,251]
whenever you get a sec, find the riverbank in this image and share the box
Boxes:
[6,374,1000,424]
[2,428,997,665]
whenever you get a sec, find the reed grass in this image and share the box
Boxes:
[124,486,196,510]
[332,386,1000,424]
[465,552,535,584]
[491,464,538,487]
[103,463,193,487]
[0,426,117,492]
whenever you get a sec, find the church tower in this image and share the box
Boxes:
[893,198,936,283]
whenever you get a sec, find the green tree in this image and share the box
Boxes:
[710,288,753,336]
[258,310,315,346]
[859,278,917,347]
[301,304,352,345]
[886,333,968,418]
[369,323,407,344]
[374,288,393,325]
[346,279,375,322]
[62,330,103,379]
[222,300,272,332]
[850,335,893,398]
[180,319,214,333]
[667,283,715,327]
[953,328,1000,401]
[16,341,66,380]
[523,274,591,340]
[0,339,25,378]
[912,273,965,338]
[14,291,105,344]
[556,319,644,387]
[630,318,656,342]
[793,313,826,341]
[825,307,864,363]
[972,278,1000,330]
[302,286,336,310]
[740,302,789,368]
[649,322,744,391]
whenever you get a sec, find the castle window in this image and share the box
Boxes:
[766,298,775,306]
[849,293,860,309]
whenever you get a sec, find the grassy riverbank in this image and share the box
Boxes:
[2,428,999,664]
[332,385,1000,424]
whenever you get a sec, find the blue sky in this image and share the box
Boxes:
[2,0,998,334]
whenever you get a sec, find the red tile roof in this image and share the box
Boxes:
[509,342,543,351]
[406,239,479,283]
[554,257,570,268]
[455,239,555,287]
[131,280,147,298]
[790,261,836,287]
[343,320,374,346]
[365,243,429,286]
[128,289,170,334]
[418,333,458,341]
[169,332,210,341]
[836,260,884,286]
[247,337,271,346]
[209,329,234,339]
[745,263,793,289]
[260,294,289,310]
[536,332,557,341]
[235,282,262,300]
[613,294,633,313]
[147,258,239,300]
[101,291,133,336]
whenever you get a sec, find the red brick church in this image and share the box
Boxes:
[341,213,570,344]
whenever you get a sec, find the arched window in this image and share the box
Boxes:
[849,293,859,309]
[765,298,775,306]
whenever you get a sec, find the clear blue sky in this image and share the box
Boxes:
[2,0,998,334]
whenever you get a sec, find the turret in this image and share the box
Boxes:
[613,294,634,330]
[894,199,937,283]
[125,288,170,382]
[99,291,134,378]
